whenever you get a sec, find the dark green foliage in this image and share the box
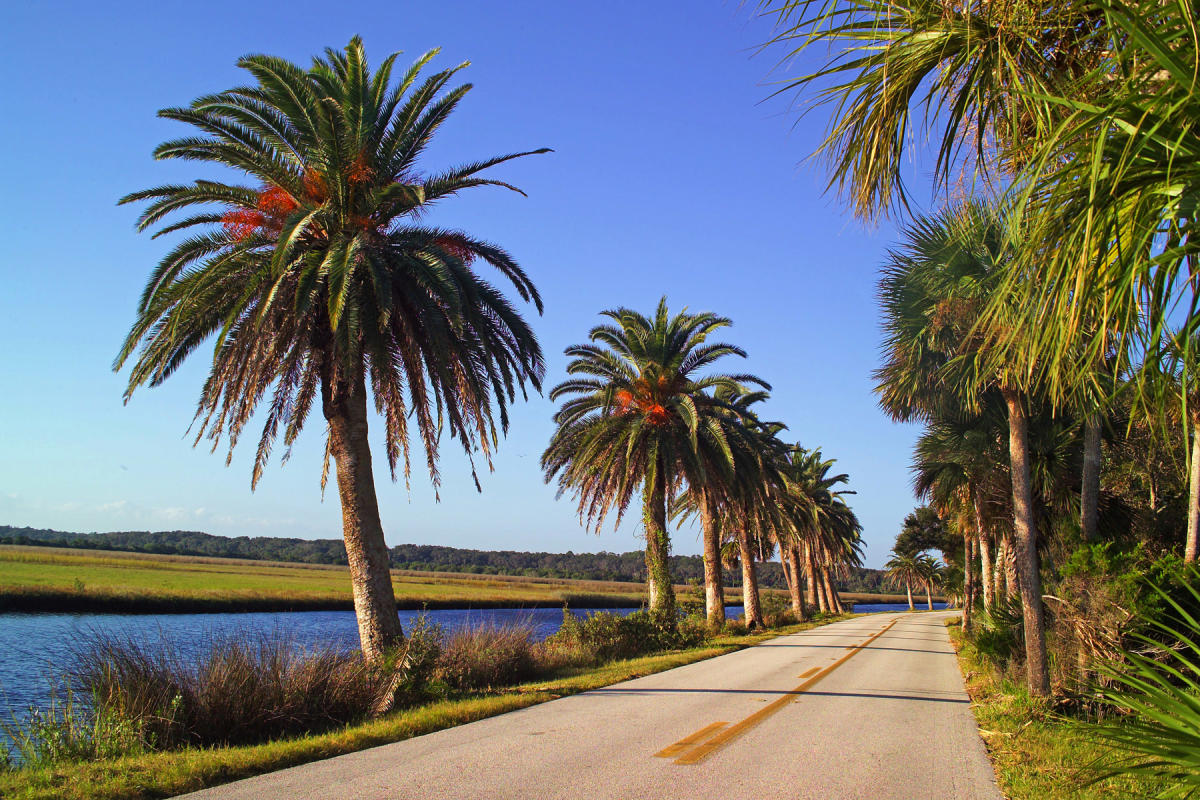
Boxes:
[895,506,958,561]
[1092,567,1200,794]
[545,610,708,664]
[972,597,1025,669]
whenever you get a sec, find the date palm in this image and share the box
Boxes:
[115,38,547,661]
[884,552,926,611]
[542,299,764,619]
[674,385,781,628]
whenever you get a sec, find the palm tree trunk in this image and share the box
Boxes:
[1002,388,1051,698]
[804,543,820,610]
[787,545,806,618]
[962,523,975,634]
[924,582,933,611]
[1081,414,1102,543]
[700,491,725,628]
[905,580,913,611]
[823,570,842,614]
[1003,531,1019,601]
[323,372,402,662]
[738,529,764,629]
[973,495,994,613]
[642,469,675,619]
[1186,425,1200,563]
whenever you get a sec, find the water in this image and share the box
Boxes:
[851,602,950,613]
[0,606,746,729]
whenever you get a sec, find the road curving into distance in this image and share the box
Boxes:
[179,611,1001,800]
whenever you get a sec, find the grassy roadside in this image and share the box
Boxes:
[0,616,852,800]
[948,621,1168,799]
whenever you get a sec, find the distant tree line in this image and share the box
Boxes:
[0,525,886,592]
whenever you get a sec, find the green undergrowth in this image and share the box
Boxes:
[950,621,1170,800]
[0,616,851,800]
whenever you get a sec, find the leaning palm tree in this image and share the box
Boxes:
[115,38,548,661]
[542,299,763,619]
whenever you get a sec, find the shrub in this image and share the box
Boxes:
[723,618,749,636]
[1092,566,1200,794]
[74,629,395,750]
[539,609,709,665]
[0,683,146,769]
[435,621,536,691]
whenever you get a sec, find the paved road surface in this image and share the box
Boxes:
[181,611,1000,799]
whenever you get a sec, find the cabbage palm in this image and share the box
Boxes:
[876,202,1051,695]
[115,38,548,661]
[542,299,763,618]
[759,0,1105,220]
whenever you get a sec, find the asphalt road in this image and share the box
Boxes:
[180,611,1001,800]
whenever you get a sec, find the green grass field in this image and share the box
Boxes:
[0,544,913,613]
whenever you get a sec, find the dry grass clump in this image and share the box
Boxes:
[435,621,537,690]
[74,631,395,749]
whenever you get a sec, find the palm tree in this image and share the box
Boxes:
[759,0,1105,220]
[884,553,924,611]
[919,555,942,611]
[541,299,763,619]
[115,39,548,661]
[675,386,781,628]
[876,202,1052,695]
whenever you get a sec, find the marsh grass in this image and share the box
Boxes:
[436,620,537,690]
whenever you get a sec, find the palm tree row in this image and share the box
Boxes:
[542,299,862,629]
[763,0,1200,705]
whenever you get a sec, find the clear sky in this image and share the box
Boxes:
[0,0,929,568]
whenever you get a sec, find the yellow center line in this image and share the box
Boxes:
[671,619,899,765]
[798,666,820,679]
[654,721,729,758]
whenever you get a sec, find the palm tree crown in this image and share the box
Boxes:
[542,298,765,616]
[117,37,548,491]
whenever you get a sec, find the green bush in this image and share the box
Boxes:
[0,684,146,769]
[540,609,710,664]
[1092,566,1200,795]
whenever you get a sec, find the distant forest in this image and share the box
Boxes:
[0,525,887,592]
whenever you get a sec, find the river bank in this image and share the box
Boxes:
[0,615,852,800]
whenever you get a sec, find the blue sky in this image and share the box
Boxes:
[0,1,928,568]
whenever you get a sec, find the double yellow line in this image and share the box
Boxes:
[656,619,899,765]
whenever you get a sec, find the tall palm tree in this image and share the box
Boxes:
[675,386,780,628]
[541,299,764,619]
[781,446,860,617]
[876,202,1052,695]
[115,39,548,661]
